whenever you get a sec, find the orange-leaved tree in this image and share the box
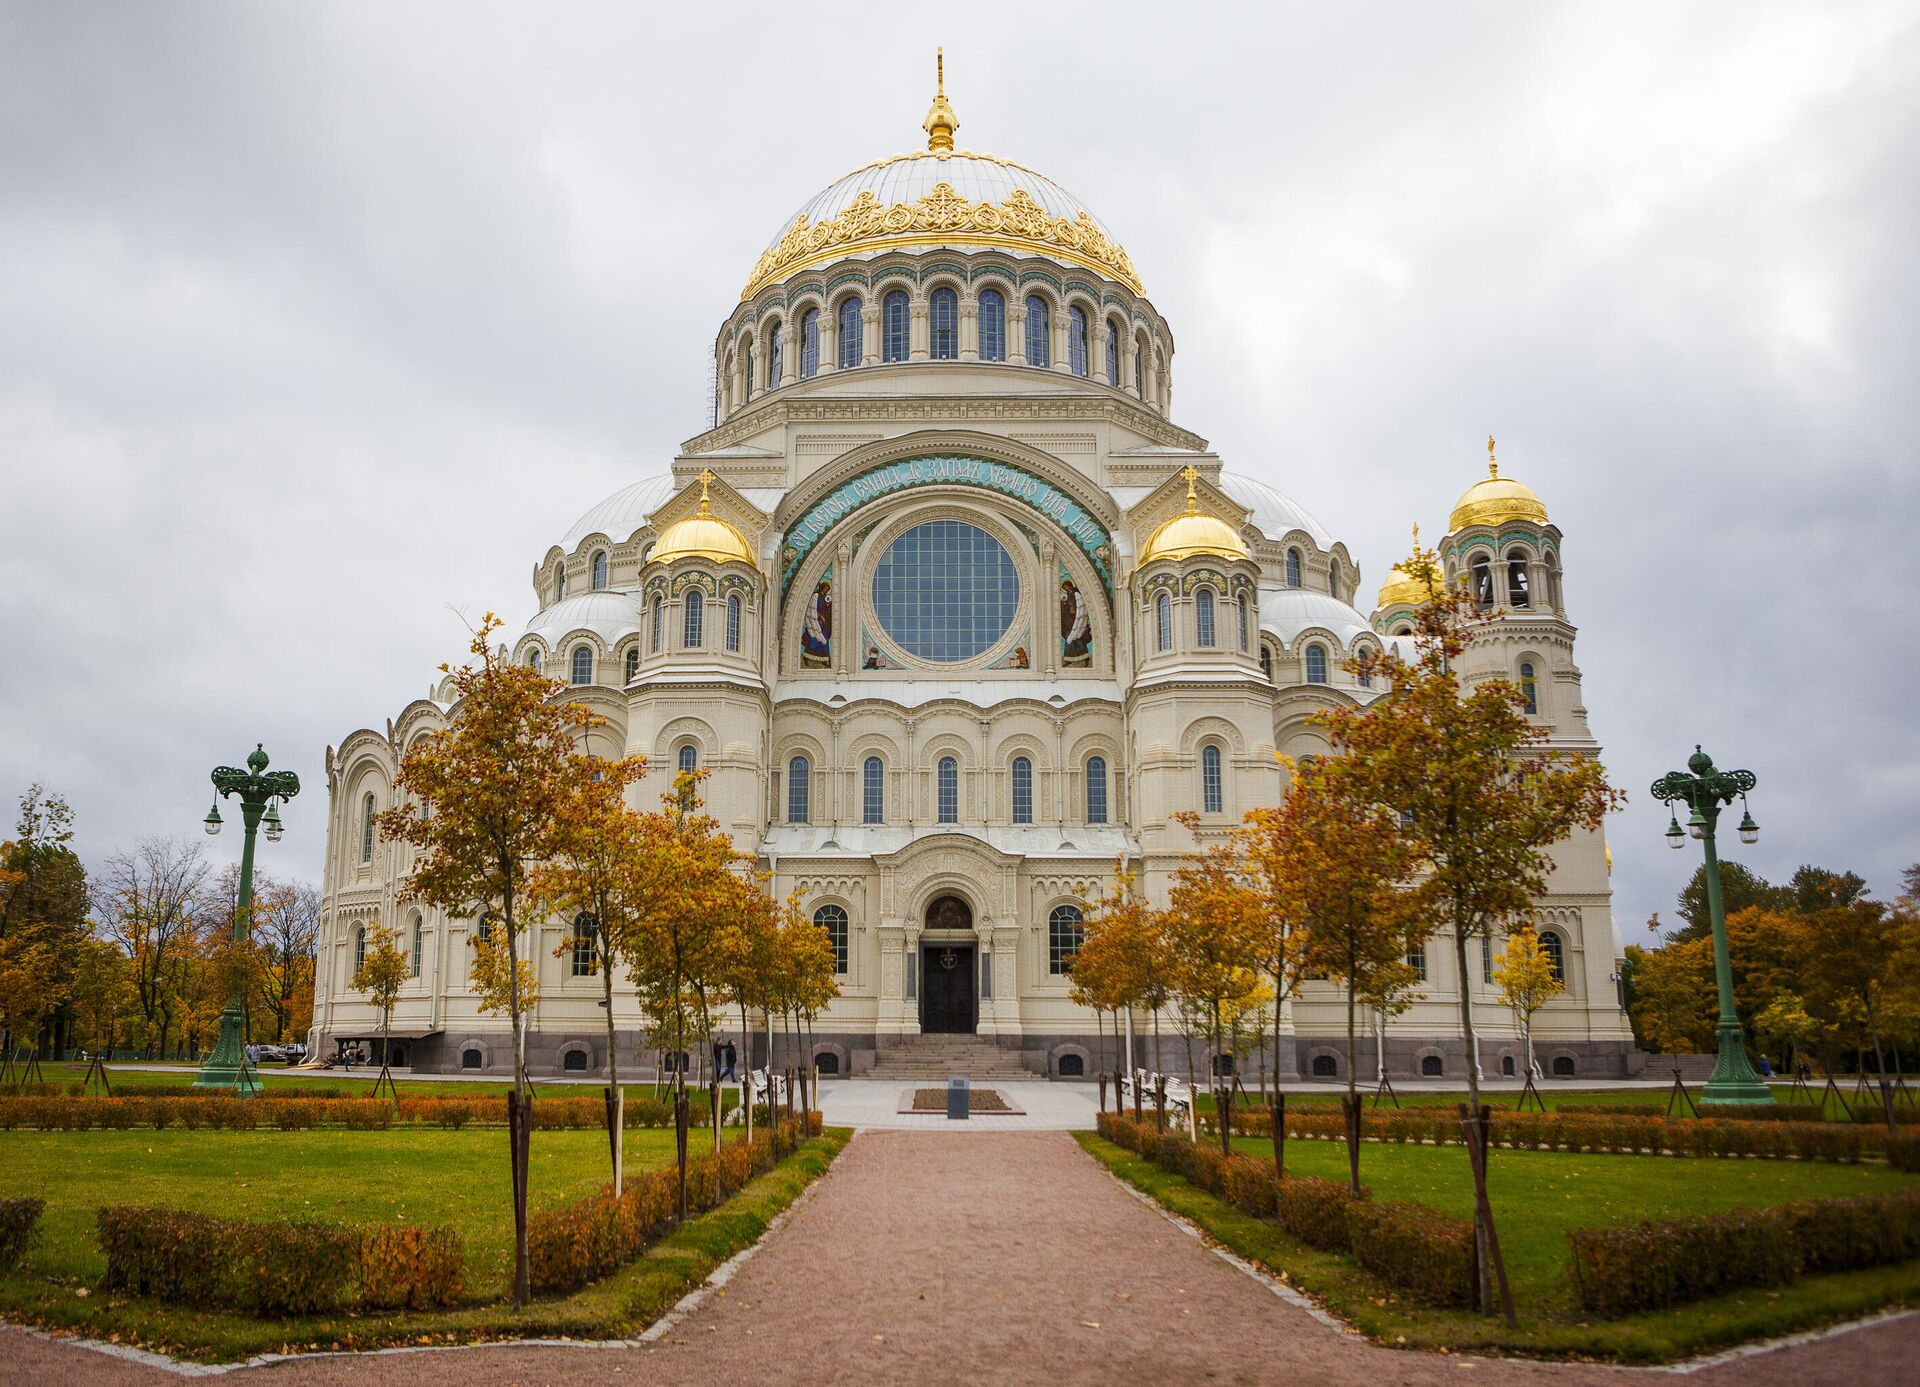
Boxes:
[1070,857,1163,1092]
[1163,835,1266,1155]
[1491,923,1564,1080]
[349,919,410,1096]
[376,613,592,1308]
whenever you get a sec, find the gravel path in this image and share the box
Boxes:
[3,1129,1915,1385]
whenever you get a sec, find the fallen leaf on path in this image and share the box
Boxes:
[1082,1321,1100,1329]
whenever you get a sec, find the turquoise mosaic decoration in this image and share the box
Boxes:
[780,455,1112,592]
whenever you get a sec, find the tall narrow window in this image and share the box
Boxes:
[1237,594,1250,650]
[1195,588,1216,647]
[1285,548,1302,588]
[1472,555,1494,610]
[571,914,596,976]
[1507,549,1531,608]
[1328,557,1340,595]
[678,744,697,775]
[1259,646,1273,681]
[1105,318,1121,386]
[936,756,959,823]
[882,290,909,362]
[1085,755,1108,824]
[1519,661,1539,713]
[1049,904,1084,975]
[1134,337,1145,395]
[1541,929,1565,982]
[929,287,958,359]
[360,793,376,863]
[742,342,753,401]
[1011,757,1033,824]
[411,915,423,979]
[650,597,664,652]
[862,756,884,824]
[1155,591,1172,651]
[591,551,608,590]
[1482,933,1496,984]
[765,320,782,388]
[1024,296,1050,366]
[571,645,593,685]
[553,566,566,602]
[800,308,819,378]
[526,651,541,673]
[1407,947,1428,981]
[624,647,639,684]
[787,756,810,823]
[1068,305,1089,376]
[814,905,849,974]
[978,288,1005,361]
[1201,745,1223,813]
[1305,644,1328,684]
[836,295,863,369]
[355,924,367,969]
[725,593,742,652]
[683,588,703,647]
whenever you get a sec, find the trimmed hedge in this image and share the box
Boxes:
[1347,1198,1477,1307]
[0,1197,45,1270]
[526,1113,820,1294]
[1277,1175,1367,1252]
[1568,1187,1920,1316]
[0,1092,735,1132]
[97,1205,464,1315]
[1887,1133,1920,1172]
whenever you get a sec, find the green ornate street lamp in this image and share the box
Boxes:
[193,743,300,1094]
[1652,745,1768,1105]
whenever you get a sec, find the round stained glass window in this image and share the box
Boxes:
[872,520,1020,662]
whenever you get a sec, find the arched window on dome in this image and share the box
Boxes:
[977,288,1006,362]
[1085,755,1108,824]
[882,291,909,362]
[624,647,639,685]
[813,904,849,974]
[1471,554,1494,611]
[786,755,810,824]
[1024,296,1050,367]
[1519,660,1539,714]
[682,589,704,648]
[742,340,753,402]
[553,565,566,602]
[1305,643,1329,685]
[1328,557,1340,596]
[1259,645,1273,682]
[1154,591,1172,652]
[1358,647,1373,689]
[929,287,958,360]
[1201,745,1223,814]
[862,755,884,824]
[677,744,697,775]
[590,551,608,590]
[1285,548,1302,588]
[570,645,593,686]
[360,792,376,864]
[1394,624,1413,637]
[526,650,542,674]
[650,597,664,653]
[1506,548,1531,608]
[937,756,959,824]
[1237,593,1251,651]
[1068,305,1089,377]
[1194,587,1216,647]
[765,318,782,388]
[725,593,742,652]
[1540,928,1565,982]
[1011,756,1033,824]
[798,308,819,379]
[1134,333,1146,395]
[836,295,863,369]
[1105,317,1122,387]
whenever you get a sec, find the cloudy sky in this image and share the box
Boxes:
[2,2,1915,943]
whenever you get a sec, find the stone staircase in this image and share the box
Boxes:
[868,1034,1036,1082]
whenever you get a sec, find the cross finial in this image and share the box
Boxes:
[696,468,716,513]
[1411,522,1420,544]
[1181,464,1201,511]
[923,48,959,154]
[1488,434,1498,478]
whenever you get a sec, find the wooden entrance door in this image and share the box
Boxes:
[920,944,976,1034]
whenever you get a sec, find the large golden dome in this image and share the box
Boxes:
[1448,438,1549,532]
[1139,467,1249,565]
[1375,562,1430,612]
[741,59,1139,300]
[648,471,753,567]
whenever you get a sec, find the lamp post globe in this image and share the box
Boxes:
[1651,745,1769,1105]
[192,743,300,1095]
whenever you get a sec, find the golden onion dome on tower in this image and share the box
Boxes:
[647,470,754,567]
[1449,437,1549,532]
[1375,528,1432,611]
[1139,466,1249,565]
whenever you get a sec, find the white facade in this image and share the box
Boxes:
[311,86,1634,1081]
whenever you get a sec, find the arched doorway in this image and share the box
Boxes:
[919,895,977,1034]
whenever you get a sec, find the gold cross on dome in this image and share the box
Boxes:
[1487,435,1498,478]
[1181,464,1201,510]
[696,468,716,512]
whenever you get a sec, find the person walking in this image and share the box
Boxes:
[722,1039,738,1081]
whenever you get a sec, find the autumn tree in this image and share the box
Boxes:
[250,875,320,1044]
[93,838,210,1059]
[1492,924,1565,1079]
[69,936,133,1058]
[376,613,593,1308]
[1164,837,1265,1155]
[1071,858,1163,1089]
[1799,901,1912,1078]
[0,785,89,1056]
[350,920,409,1098]
[0,936,66,1085]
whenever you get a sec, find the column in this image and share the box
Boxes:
[862,305,880,366]
[959,301,979,361]
[1051,306,1071,373]
[819,309,838,375]
[777,322,797,387]
[1121,333,1139,398]
[909,298,929,361]
[1008,300,1028,366]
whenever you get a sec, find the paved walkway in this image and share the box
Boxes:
[4,1130,1915,1385]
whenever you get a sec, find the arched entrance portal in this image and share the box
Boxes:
[919,895,977,1034]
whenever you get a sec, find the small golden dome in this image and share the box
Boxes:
[1449,437,1548,532]
[1139,466,1249,565]
[1376,564,1428,612]
[648,470,753,567]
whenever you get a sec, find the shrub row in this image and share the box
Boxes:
[0,1092,734,1132]
[1097,1115,1467,1303]
[0,1197,44,1270]
[526,1113,821,1294]
[1209,1105,1882,1163]
[1568,1188,1920,1316]
[96,1206,464,1315]
[1887,1133,1920,1172]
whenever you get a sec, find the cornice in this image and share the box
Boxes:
[683,393,1208,457]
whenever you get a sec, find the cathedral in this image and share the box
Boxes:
[310,66,1634,1081]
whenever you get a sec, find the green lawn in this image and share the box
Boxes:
[35,1060,744,1106]
[1189,1083,1905,1119]
[0,1123,850,1361]
[1079,1129,1920,1361]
